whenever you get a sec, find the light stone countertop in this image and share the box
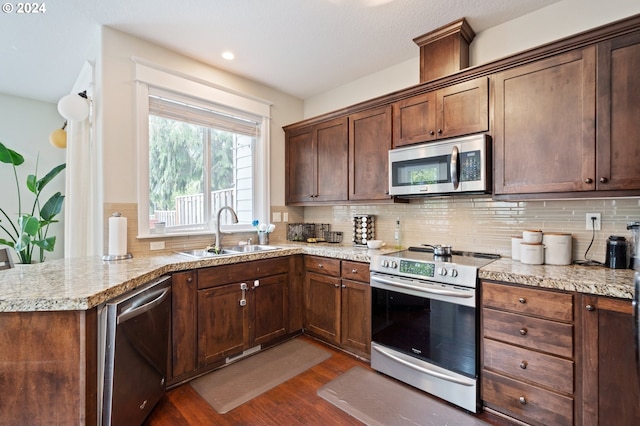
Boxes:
[0,243,636,312]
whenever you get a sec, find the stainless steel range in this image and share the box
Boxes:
[370,246,499,413]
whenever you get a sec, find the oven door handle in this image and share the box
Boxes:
[370,275,473,299]
[372,344,475,386]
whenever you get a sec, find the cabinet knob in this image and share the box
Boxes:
[429,130,435,136]
[599,177,608,183]
[519,396,527,405]
[187,277,193,283]
[334,283,340,288]
[352,269,358,273]
[253,280,260,288]
[520,360,528,369]
[519,328,528,336]
[518,297,526,304]
[586,304,595,311]
[318,264,323,269]
[584,178,593,184]
[437,129,442,134]
[342,284,346,288]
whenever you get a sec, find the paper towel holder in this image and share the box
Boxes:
[102,212,133,261]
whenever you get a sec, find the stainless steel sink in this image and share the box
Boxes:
[177,245,279,258]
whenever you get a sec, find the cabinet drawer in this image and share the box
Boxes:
[341,261,370,283]
[304,256,340,277]
[198,258,289,289]
[483,370,573,426]
[482,282,573,322]
[483,339,573,394]
[483,309,573,358]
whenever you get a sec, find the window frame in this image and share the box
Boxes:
[134,59,271,238]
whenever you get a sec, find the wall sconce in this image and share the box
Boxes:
[57,91,89,122]
[49,121,67,149]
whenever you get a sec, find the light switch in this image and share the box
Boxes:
[283,212,289,222]
[272,212,282,222]
[150,241,165,250]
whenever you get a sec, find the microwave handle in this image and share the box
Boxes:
[451,145,460,190]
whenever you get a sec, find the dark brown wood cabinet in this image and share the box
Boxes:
[303,256,371,358]
[392,76,488,147]
[170,270,198,382]
[580,294,640,425]
[481,281,575,426]
[285,117,348,204]
[595,30,640,191]
[349,105,392,200]
[494,29,640,197]
[197,258,289,368]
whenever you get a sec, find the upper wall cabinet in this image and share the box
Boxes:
[285,117,348,204]
[494,30,640,198]
[493,47,597,195]
[392,76,489,148]
[349,105,392,201]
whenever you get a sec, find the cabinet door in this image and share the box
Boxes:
[198,282,248,367]
[285,126,315,203]
[493,47,596,195]
[392,91,437,147]
[349,106,392,200]
[340,279,371,355]
[171,271,197,380]
[304,271,341,344]
[437,76,489,139]
[315,117,349,202]
[580,295,640,426]
[250,273,288,346]
[596,31,640,191]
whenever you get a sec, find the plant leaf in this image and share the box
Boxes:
[14,233,31,252]
[19,215,40,237]
[40,193,65,221]
[34,236,56,252]
[0,141,25,166]
[0,238,15,248]
[27,174,37,194]
[36,164,66,193]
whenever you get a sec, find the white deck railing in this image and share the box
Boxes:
[152,188,234,227]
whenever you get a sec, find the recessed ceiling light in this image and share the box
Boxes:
[222,51,235,60]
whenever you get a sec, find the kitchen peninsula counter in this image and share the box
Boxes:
[0,244,636,312]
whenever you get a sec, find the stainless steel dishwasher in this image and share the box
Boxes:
[101,275,172,426]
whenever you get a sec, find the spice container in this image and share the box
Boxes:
[353,215,375,246]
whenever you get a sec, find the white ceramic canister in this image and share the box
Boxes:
[520,242,545,265]
[522,229,543,244]
[511,235,523,261]
[543,232,572,265]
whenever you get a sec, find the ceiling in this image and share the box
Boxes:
[1,0,564,104]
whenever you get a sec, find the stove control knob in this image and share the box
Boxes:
[381,260,389,268]
[390,261,398,269]
[450,269,458,277]
[438,267,448,276]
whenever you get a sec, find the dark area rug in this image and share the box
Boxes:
[318,366,489,426]
[190,338,331,414]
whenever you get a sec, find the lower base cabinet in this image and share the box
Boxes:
[303,256,371,358]
[169,257,293,385]
[580,294,640,425]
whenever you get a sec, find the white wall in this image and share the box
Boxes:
[0,93,66,262]
[97,27,304,208]
[303,0,640,118]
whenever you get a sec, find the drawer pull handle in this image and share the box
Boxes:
[519,328,528,336]
[519,396,527,405]
[352,269,358,273]
[520,361,528,369]
[518,297,526,304]
[586,304,595,311]
[318,264,324,268]
[334,284,340,288]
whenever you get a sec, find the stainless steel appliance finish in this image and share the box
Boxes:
[388,134,491,197]
[370,247,498,413]
[101,276,172,426]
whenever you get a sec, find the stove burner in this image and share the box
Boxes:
[409,246,500,260]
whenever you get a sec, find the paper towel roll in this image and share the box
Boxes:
[108,214,128,256]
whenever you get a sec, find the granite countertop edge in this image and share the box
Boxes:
[0,244,636,312]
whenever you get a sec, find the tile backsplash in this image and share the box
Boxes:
[302,197,640,263]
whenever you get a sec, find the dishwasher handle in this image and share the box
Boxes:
[117,283,171,324]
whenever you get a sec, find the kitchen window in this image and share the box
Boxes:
[134,60,271,237]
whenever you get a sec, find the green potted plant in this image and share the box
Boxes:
[0,141,66,264]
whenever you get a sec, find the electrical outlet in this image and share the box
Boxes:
[150,241,165,250]
[283,212,289,222]
[586,213,601,231]
[272,212,282,222]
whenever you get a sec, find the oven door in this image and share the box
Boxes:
[370,272,479,412]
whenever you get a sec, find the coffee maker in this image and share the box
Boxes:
[628,222,640,270]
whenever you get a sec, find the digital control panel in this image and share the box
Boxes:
[460,150,481,182]
[399,260,435,277]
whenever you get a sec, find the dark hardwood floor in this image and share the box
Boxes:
[144,335,516,426]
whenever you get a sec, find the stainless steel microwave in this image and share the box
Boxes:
[388,134,491,197]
